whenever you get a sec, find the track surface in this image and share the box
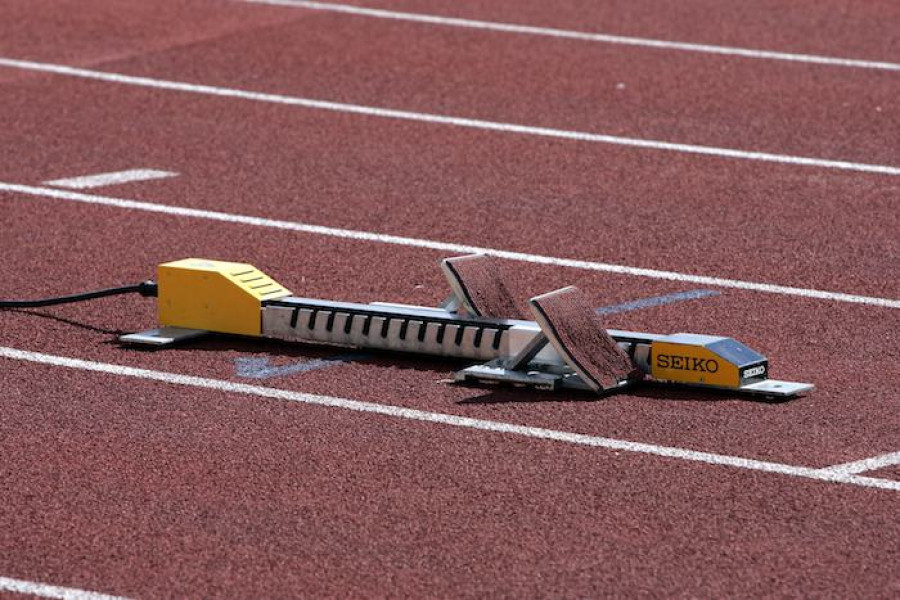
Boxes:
[1,1,898,598]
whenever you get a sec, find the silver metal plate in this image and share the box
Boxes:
[454,363,564,391]
[738,379,815,398]
[119,327,209,346]
[454,359,597,393]
[261,304,505,360]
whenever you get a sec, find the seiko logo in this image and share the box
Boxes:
[742,365,766,378]
[656,354,719,373]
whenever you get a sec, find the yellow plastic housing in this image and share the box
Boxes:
[651,340,739,388]
[157,258,290,336]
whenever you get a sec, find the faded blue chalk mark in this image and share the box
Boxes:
[596,289,721,315]
[235,352,370,380]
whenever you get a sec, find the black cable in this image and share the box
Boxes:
[0,280,157,308]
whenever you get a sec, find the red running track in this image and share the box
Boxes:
[0,0,897,297]
[1,198,898,465]
[2,359,899,598]
[1,75,897,298]
[348,0,900,64]
[4,0,898,164]
[1,0,898,597]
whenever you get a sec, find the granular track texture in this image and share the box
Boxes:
[530,286,644,392]
[1,1,899,596]
[442,254,526,319]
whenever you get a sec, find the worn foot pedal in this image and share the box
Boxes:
[441,254,525,319]
[529,286,644,394]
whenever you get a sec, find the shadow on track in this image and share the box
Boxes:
[5,308,126,336]
[457,381,795,405]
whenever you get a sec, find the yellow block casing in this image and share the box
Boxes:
[652,340,738,388]
[649,333,767,389]
[157,258,291,336]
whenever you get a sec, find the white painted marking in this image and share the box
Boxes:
[239,0,900,73]
[0,346,897,491]
[44,169,177,190]
[820,451,900,475]
[0,575,129,600]
[0,57,898,176]
[1,181,898,309]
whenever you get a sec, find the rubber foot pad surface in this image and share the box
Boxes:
[530,286,644,393]
[442,254,525,319]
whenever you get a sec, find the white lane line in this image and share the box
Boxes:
[1,346,898,492]
[819,451,900,476]
[1,181,898,309]
[1,57,898,176]
[239,0,900,73]
[44,169,177,190]
[0,575,130,600]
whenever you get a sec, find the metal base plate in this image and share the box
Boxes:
[454,359,594,392]
[119,327,209,347]
[739,379,815,398]
[457,362,813,399]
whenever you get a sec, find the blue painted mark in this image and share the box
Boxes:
[596,289,721,315]
[235,352,370,380]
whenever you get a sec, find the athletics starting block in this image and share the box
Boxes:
[119,255,814,399]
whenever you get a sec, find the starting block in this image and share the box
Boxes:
[119,256,814,399]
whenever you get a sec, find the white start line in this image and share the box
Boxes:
[1,346,898,492]
[44,169,177,190]
[236,0,900,73]
[0,575,129,600]
[0,57,898,177]
[820,451,900,476]
[0,181,898,309]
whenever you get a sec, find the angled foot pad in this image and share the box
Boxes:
[441,254,525,319]
[529,286,644,394]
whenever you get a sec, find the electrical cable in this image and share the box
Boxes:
[0,280,157,308]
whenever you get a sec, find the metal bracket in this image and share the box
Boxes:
[439,294,461,313]
[454,330,596,392]
[454,358,595,391]
[504,332,549,370]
